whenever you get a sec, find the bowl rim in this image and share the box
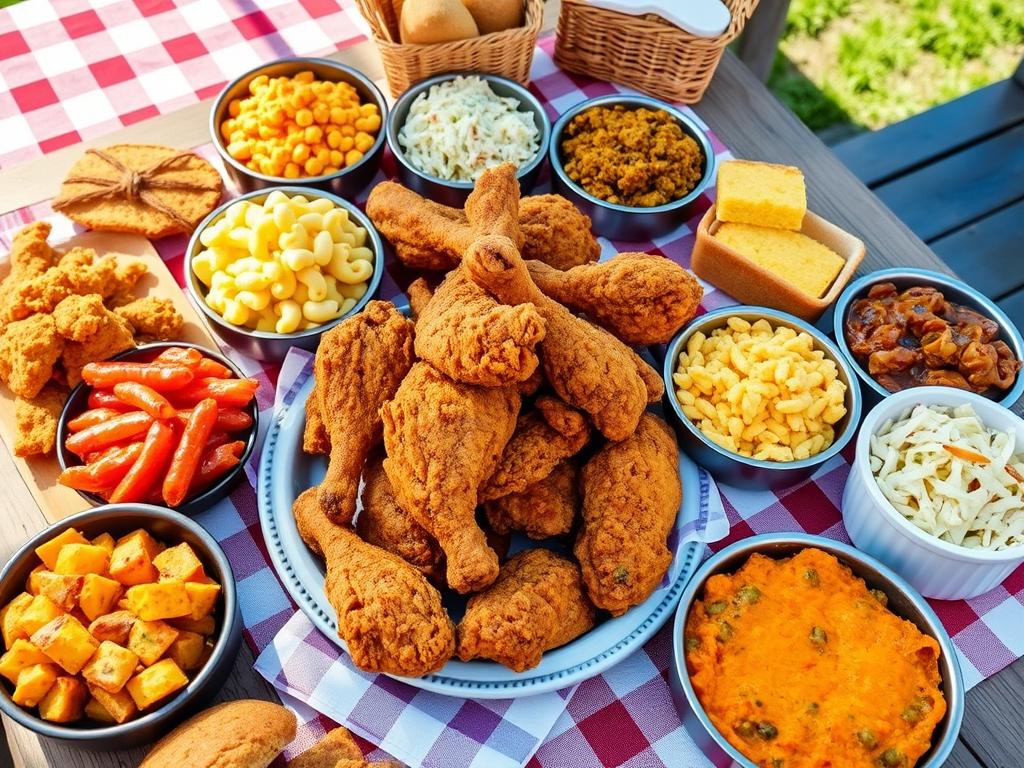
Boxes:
[385,71,552,191]
[208,56,388,185]
[548,93,716,215]
[183,185,384,342]
[662,305,863,471]
[54,341,259,510]
[854,385,1024,563]
[831,267,1024,407]
[0,503,239,741]
[671,532,965,768]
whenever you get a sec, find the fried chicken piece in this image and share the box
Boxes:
[7,248,120,322]
[303,378,330,455]
[113,297,184,341]
[0,222,57,328]
[382,362,519,593]
[456,549,595,672]
[314,301,416,525]
[479,395,590,502]
[464,162,522,242]
[517,366,544,396]
[519,194,600,270]
[106,258,150,308]
[465,234,648,441]
[623,341,665,403]
[0,314,64,398]
[357,455,443,580]
[289,725,403,768]
[14,382,67,457]
[484,459,579,539]
[414,265,545,387]
[527,253,702,345]
[574,413,681,615]
[55,295,136,386]
[406,277,434,320]
[293,487,455,676]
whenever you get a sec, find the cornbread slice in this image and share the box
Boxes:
[716,160,806,229]
[713,222,844,298]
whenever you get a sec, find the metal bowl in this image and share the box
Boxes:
[669,533,964,768]
[385,73,551,207]
[55,342,258,515]
[209,57,387,198]
[832,267,1024,410]
[184,186,385,361]
[549,94,716,241]
[0,504,242,750]
[662,306,862,490]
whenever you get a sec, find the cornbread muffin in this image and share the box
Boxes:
[716,160,806,230]
[713,222,844,298]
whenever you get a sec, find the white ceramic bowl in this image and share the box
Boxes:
[843,387,1024,599]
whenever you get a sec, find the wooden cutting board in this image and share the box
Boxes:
[0,230,218,524]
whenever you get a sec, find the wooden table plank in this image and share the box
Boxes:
[947,738,987,768]
[962,658,1024,768]
[933,198,1024,301]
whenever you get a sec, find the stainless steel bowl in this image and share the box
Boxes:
[549,94,715,241]
[662,306,862,490]
[184,186,385,361]
[669,533,964,768]
[385,73,551,207]
[832,267,1024,409]
[0,504,242,750]
[210,57,387,198]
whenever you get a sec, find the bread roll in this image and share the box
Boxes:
[140,700,297,768]
[400,0,479,44]
[462,0,523,33]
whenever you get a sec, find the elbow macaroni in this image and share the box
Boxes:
[194,191,374,332]
[672,317,848,462]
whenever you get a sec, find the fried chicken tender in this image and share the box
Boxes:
[519,195,600,270]
[456,549,595,672]
[7,248,120,322]
[479,395,590,502]
[382,362,519,594]
[465,233,648,441]
[528,253,702,345]
[293,487,455,676]
[484,459,579,540]
[289,725,402,768]
[0,222,57,327]
[0,314,64,398]
[574,413,682,615]
[54,295,136,386]
[14,383,67,457]
[357,455,443,581]
[113,297,184,341]
[314,301,416,526]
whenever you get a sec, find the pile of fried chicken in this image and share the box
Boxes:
[295,164,702,676]
[0,222,184,456]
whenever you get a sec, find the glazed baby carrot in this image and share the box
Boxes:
[67,408,122,432]
[171,378,259,408]
[176,406,253,433]
[82,362,195,391]
[65,411,154,456]
[87,390,134,412]
[163,398,218,507]
[58,443,145,493]
[113,382,176,420]
[154,347,203,367]
[195,357,233,379]
[109,421,177,503]
[191,441,246,492]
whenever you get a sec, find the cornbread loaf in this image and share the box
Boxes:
[716,160,806,230]
[462,0,523,33]
[713,222,844,298]
[400,0,479,43]
[139,699,297,768]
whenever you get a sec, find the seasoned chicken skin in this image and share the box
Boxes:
[484,459,580,540]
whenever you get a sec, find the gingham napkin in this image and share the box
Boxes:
[253,349,728,768]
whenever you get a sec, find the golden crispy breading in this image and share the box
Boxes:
[6,248,119,322]
[14,383,67,457]
[53,294,108,342]
[302,378,330,456]
[518,195,600,271]
[0,314,64,398]
[113,297,184,341]
[58,297,136,386]
[484,459,580,539]
[288,726,363,768]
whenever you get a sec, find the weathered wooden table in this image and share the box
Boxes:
[1,13,1021,768]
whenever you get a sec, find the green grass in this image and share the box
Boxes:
[769,0,1024,133]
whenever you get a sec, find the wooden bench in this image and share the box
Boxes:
[833,59,1024,324]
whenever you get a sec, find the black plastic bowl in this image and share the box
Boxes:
[56,342,258,516]
[0,504,242,750]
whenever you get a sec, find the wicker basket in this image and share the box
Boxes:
[554,0,760,104]
[355,0,544,97]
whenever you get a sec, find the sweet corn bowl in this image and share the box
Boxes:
[185,186,384,361]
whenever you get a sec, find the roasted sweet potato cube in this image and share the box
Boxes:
[15,595,63,639]
[84,696,115,723]
[87,684,138,724]
[125,658,188,710]
[115,530,164,559]
[153,543,205,583]
[55,544,110,577]
[38,676,87,722]
[33,571,84,612]
[126,582,191,622]
[184,582,221,621]
[0,639,52,683]
[12,663,58,707]
[88,610,136,645]
[128,619,178,666]
[109,537,159,587]
[165,631,205,671]
[35,529,89,570]
[91,532,116,555]
[31,614,99,675]
[25,564,46,595]
[81,640,139,694]
[79,574,123,622]
[1,593,33,649]
[169,614,215,635]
